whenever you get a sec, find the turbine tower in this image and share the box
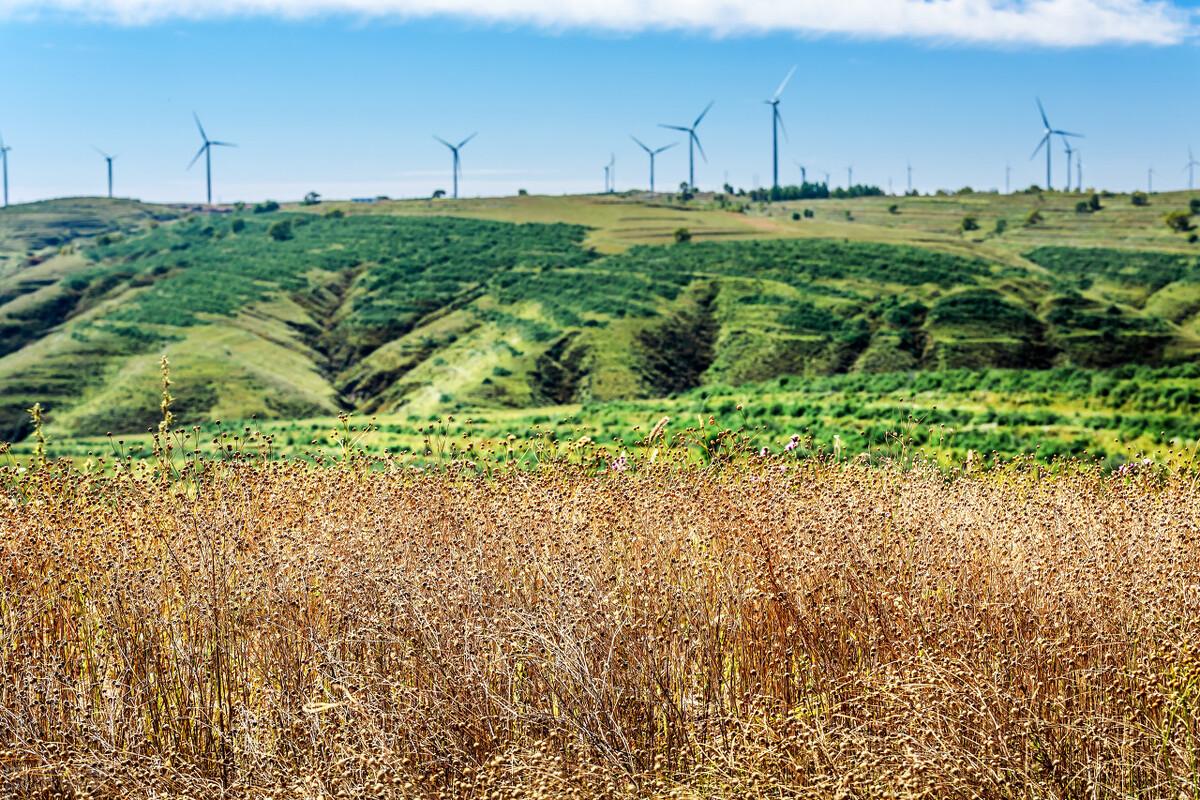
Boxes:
[1031,98,1082,192]
[1185,147,1199,191]
[1005,163,1012,195]
[603,161,610,193]
[1076,152,1083,192]
[795,161,807,184]
[1148,167,1155,194]
[94,147,116,199]
[188,114,236,206]
[631,136,675,193]
[1062,138,1075,192]
[0,132,9,208]
[906,161,913,194]
[764,66,796,190]
[434,133,476,200]
[608,153,615,193]
[660,101,713,190]
[847,166,853,189]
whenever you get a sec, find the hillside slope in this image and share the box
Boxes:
[1,194,1198,440]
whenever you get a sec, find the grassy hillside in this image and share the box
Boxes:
[1,191,1199,446]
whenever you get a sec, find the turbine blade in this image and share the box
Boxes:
[772,65,797,101]
[659,124,690,132]
[210,141,237,147]
[693,101,714,128]
[187,143,207,170]
[93,145,110,159]
[654,142,677,155]
[1036,97,1049,129]
[693,132,707,163]
[433,135,454,150]
[1053,130,1084,139]
[1030,134,1048,160]
[193,112,208,143]
[631,135,651,154]
[458,132,477,149]
[776,107,789,143]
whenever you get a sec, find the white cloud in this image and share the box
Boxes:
[0,0,1193,46]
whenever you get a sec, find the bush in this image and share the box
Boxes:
[324,208,345,219]
[791,212,801,221]
[1089,193,1103,212]
[1166,211,1193,233]
[674,228,692,244]
[1075,201,1091,214]
[1025,209,1044,227]
[1131,192,1149,207]
[888,204,900,214]
[1190,198,1200,215]
[268,220,294,242]
[961,215,980,232]
[230,218,246,233]
[993,219,1008,235]
[253,200,280,214]
[803,209,814,219]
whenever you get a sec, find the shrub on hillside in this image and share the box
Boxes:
[268,220,293,241]
[1166,211,1193,233]
[1131,192,1150,207]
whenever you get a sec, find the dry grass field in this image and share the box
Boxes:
[2,437,1199,798]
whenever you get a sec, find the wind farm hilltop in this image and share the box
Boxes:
[6,7,1200,796]
[2,85,1199,462]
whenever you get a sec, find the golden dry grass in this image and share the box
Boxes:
[2,453,1199,798]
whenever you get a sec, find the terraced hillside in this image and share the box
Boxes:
[1,193,1199,442]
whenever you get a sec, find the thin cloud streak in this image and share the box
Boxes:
[0,0,1193,46]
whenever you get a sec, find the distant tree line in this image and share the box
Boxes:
[745,182,885,202]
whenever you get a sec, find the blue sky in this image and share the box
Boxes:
[1,0,1198,203]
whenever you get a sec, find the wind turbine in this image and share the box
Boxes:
[631,136,675,193]
[1148,167,1155,194]
[434,133,476,200]
[1062,138,1076,192]
[0,132,9,208]
[1076,152,1083,192]
[795,161,807,184]
[603,161,610,193]
[765,66,796,190]
[1031,98,1082,192]
[94,147,116,199]
[188,114,235,206]
[1185,147,1199,191]
[906,161,913,194]
[608,153,615,193]
[660,101,713,190]
[847,166,853,189]
[1005,163,1012,195]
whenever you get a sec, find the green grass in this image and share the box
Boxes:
[21,363,1200,473]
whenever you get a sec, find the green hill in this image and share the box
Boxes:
[2,192,1199,444]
